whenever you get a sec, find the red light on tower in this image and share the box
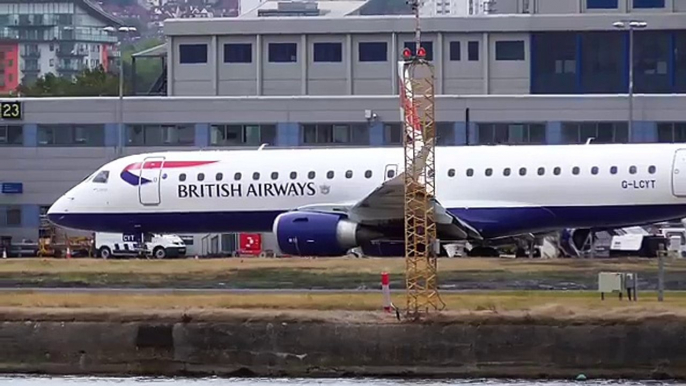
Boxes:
[417,46,426,58]
[402,47,412,60]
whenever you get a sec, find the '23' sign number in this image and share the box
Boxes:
[0,101,22,120]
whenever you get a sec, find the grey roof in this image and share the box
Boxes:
[81,0,125,26]
[164,12,686,36]
[239,0,367,18]
[0,0,125,26]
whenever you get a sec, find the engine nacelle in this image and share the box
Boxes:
[273,212,362,256]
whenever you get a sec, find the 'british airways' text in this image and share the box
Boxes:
[177,182,317,198]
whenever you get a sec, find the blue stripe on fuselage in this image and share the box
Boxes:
[48,204,686,238]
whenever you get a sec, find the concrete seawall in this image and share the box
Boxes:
[0,309,685,379]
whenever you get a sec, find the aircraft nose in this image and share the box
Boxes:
[47,195,74,227]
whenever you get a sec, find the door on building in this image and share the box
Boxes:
[138,156,165,206]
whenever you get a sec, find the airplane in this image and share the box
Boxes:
[47,143,686,257]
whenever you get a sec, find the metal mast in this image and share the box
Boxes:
[399,0,444,319]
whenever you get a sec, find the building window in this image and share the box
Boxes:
[531,32,577,94]
[634,31,670,93]
[179,44,208,64]
[303,124,350,145]
[449,41,461,61]
[37,124,104,146]
[210,124,276,146]
[127,124,195,146]
[358,42,387,62]
[477,123,546,145]
[495,40,524,61]
[561,122,629,144]
[657,123,686,143]
[437,123,455,145]
[581,32,624,93]
[224,43,252,63]
[384,123,402,145]
[633,0,664,8]
[403,41,433,61]
[268,43,297,63]
[0,125,22,145]
[1,206,22,227]
[468,41,479,61]
[302,124,366,145]
[313,42,342,62]
[587,0,618,8]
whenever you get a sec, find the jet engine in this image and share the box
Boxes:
[273,212,379,256]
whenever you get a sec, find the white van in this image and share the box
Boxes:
[95,232,186,259]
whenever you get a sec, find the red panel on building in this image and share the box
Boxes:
[0,43,19,94]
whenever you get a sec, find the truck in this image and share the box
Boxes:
[95,232,187,259]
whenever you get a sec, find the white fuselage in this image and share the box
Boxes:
[47,143,686,240]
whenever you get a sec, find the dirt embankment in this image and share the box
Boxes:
[1,257,686,291]
[0,308,685,379]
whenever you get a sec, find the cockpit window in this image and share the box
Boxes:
[92,170,110,183]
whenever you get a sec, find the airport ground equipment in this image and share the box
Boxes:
[400,0,444,319]
[598,272,638,301]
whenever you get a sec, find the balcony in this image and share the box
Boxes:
[22,67,40,73]
[21,50,40,59]
[56,45,87,57]
[0,28,19,40]
[56,63,85,73]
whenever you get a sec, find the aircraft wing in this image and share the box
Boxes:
[294,141,482,240]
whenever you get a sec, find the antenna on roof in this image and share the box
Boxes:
[258,143,268,150]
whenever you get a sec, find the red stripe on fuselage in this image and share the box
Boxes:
[124,161,217,171]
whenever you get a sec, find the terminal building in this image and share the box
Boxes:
[2,0,686,255]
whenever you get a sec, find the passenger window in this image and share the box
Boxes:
[553,167,561,176]
[485,168,493,176]
[346,170,353,179]
[572,167,580,175]
[610,166,617,175]
[92,170,109,183]
[448,169,455,177]
[308,171,316,179]
[179,173,186,182]
[537,167,544,176]
[198,173,205,181]
[648,165,656,174]
[466,168,474,177]
[290,171,297,180]
[271,172,278,180]
[591,167,598,175]
[234,172,242,181]
[216,173,223,181]
[387,169,395,178]
[629,166,637,174]
[365,170,372,179]
[519,167,526,176]
[503,168,511,176]
[327,171,334,179]
[253,172,260,180]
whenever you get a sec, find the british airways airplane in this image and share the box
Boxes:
[47,143,686,257]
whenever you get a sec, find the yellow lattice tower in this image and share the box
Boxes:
[399,31,445,319]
